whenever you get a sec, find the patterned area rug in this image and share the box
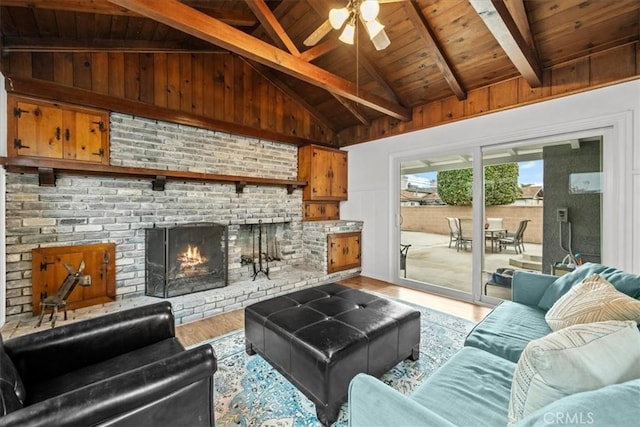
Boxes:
[195,300,475,427]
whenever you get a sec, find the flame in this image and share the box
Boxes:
[178,245,207,272]
[185,245,202,263]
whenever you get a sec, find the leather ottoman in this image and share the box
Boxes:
[245,283,420,426]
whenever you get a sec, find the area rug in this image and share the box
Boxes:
[194,300,475,427]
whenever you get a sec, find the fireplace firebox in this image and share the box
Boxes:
[145,223,228,298]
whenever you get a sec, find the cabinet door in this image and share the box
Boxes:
[311,147,334,199]
[13,101,64,158]
[303,202,340,220]
[66,111,109,163]
[31,243,116,315]
[329,151,348,199]
[327,232,361,273]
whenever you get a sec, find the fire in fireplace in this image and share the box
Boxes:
[145,223,228,298]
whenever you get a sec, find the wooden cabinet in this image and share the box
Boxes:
[299,145,347,220]
[31,243,116,315]
[8,96,109,164]
[298,144,348,202]
[327,232,361,273]
[303,202,340,221]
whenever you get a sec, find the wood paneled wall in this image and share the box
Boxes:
[2,51,337,145]
[338,43,640,145]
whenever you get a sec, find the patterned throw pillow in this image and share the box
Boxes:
[507,320,640,426]
[545,274,640,331]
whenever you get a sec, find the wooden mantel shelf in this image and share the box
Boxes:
[1,156,307,193]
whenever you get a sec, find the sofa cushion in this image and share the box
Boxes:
[545,274,640,331]
[507,320,640,426]
[538,263,640,311]
[464,301,551,363]
[27,337,185,404]
[410,346,516,427]
[517,378,640,427]
[0,338,26,416]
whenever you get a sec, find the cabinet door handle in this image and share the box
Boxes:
[13,138,30,150]
[92,148,105,158]
[13,107,29,118]
[64,128,70,141]
[56,127,61,140]
[92,121,106,132]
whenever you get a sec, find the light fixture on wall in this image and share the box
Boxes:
[328,0,390,50]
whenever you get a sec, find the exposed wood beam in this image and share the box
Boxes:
[241,58,338,133]
[4,76,332,146]
[330,94,370,126]
[299,38,342,62]
[504,0,536,50]
[470,0,542,88]
[357,54,404,106]
[244,0,300,56]
[1,37,227,54]
[107,0,411,121]
[402,1,467,100]
[0,0,258,26]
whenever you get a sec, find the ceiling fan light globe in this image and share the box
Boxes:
[339,22,356,44]
[365,18,385,38]
[329,8,350,29]
[360,0,380,22]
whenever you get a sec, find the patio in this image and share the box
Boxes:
[400,231,543,300]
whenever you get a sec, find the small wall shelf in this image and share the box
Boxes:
[1,156,307,193]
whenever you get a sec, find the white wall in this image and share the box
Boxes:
[342,81,640,284]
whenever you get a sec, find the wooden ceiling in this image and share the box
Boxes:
[1,0,639,146]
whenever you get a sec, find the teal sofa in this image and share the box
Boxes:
[348,264,640,426]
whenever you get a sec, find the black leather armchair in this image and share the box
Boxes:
[0,301,216,427]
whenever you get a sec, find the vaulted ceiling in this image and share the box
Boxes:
[1,0,639,146]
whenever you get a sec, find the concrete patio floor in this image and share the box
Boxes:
[400,231,543,300]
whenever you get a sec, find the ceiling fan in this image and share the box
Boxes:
[304,0,401,51]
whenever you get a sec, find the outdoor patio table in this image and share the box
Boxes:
[485,228,506,253]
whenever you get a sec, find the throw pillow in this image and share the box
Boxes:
[507,320,640,426]
[537,263,640,311]
[545,274,640,331]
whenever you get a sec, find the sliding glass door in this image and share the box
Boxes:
[399,137,603,303]
[399,152,475,299]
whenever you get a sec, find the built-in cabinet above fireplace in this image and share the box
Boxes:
[298,144,348,221]
[7,95,110,164]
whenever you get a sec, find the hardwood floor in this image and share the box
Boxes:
[175,275,493,347]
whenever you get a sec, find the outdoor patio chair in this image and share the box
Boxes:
[400,244,411,277]
[498,219,530,254]
[456,218,472,252]
[446,217,460,248]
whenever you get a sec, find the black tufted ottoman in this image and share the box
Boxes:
[245,283,420,426]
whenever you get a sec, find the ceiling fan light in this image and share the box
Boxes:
[329,7,350,29]
[371,28,391,51]
[339,22,356,44]
[365,18,385,39]
[359,0,380,22]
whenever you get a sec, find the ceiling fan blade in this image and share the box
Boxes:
[304,19,333,47]
[377,0,407,3]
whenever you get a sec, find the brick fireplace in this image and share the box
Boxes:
[3,113,361,322]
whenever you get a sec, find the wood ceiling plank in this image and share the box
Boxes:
[402,1,467,100]
[1,37,226,53]
[244,0,300,56]
[107,0,410,121]
[1,0,259,26]
[469,0,542,87]
[241,58,338,132]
